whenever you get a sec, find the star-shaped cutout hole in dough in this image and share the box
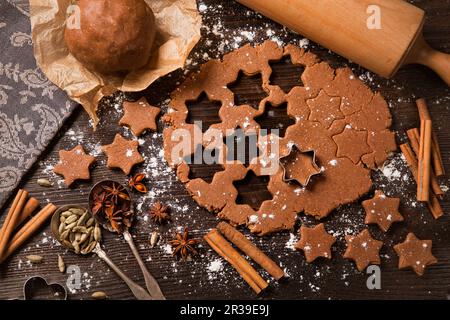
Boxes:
[307,90,343,128]
[362,190,404,232]
[332,127,371,164]
[119,98,160,136]
[295,223,336,263]
[393,233,437,276]
[53,145,95,186]
[102,134,144,175]
[280,144,321,187]
[344,229,383,272]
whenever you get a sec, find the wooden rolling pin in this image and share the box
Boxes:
[237,0,450,86]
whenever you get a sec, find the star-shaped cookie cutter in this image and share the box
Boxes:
[279,144,321,187]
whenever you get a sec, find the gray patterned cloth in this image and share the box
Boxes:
[0,0,76,209]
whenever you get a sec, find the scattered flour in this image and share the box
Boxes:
[285,233,298,251]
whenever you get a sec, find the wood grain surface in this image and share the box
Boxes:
[0,0,449,300]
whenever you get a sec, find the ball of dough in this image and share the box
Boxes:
[64,0,156,74]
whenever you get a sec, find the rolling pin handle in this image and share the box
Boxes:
[407,34,450,86]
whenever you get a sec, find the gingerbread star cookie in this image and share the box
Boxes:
[53,145,95,186]
[295,223,336,263]
[332,127,371,164]
[362,190,404,232]
[393,233,437,276]
[102,134,144,175]
[119,98,160,136]
[344,229,383,271]
[307,90,343,128]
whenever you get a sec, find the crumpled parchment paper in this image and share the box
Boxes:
[29,0,202,127]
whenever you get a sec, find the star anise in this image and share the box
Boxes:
[104,205,134,233]
[91,191,112,216]
[149,201,170,224]
[104,205,121,232]
[128,173,148,193]
[169,228,200,260]
[102,182,130,204]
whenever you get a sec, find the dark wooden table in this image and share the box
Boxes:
[1,0,449,300]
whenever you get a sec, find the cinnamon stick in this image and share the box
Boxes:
[406,128,443,197]
[204,229,268,294]
[427,193,444,220]
[415,98,445,177]
[0,203,56,263]
[217,222,284,280]
[0,189,29,259]
[15,197,40,230]
[416,98,432,120]
[400,143,443,219]
[431,131,445,176]
[416,99,432,202]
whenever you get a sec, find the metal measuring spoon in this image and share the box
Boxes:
[89,181,165,300]
[51,205,152,300]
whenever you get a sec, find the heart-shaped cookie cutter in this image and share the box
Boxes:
[279,144,321,187]
[22,276,67,300]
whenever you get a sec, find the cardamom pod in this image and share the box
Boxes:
[81,238,91,250]
[77,211,89,226]
[61,211,72,218]
[81,241,96,255]
[69,232,75,243]
[57,254,65,273]
[64,215,78,225]
[86,217,95,227]
[79,233,89,244]
[72,226,88,234]
[60,229,70,241]
[65,221,77,231]
[73,241,80,254]
[94,225,101,242]
[58,222,65,235]
[89,230,95,244]
[69,208,85,215]
[91,291,107,299]
[26,255,43,264]
[37,178,53,187]
[150,231,159,248]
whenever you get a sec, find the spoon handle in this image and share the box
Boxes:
[123,230,166,300]
[94,244,153,300]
